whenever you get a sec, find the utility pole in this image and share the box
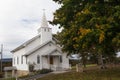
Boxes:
[0,44,3,72]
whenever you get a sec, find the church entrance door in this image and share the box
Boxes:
[50,56,53,64]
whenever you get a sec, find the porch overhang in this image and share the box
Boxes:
[42,49,62,57]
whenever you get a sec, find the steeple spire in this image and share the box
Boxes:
[41,9,48,27]
[37,10,52,44]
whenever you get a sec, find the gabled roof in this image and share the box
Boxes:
[11,35,58,53]
[42,48,62,56]
[11,35,40,53]
[24,40,56,56]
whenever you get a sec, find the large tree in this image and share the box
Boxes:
[51,0,120,65]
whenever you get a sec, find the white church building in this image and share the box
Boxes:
[11,12,70,75]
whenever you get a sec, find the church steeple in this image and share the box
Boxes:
[38,10,48,33]
[37,10,52,44]
[41,10,48,27]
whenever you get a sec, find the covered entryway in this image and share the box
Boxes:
[49,56,62,71]
[42,49,63,71]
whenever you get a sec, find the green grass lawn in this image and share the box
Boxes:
[71,64,97,70]
[37,67,120,80]
[86,64,97,67]
[1,78,15,80]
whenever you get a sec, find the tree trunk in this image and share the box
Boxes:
[98,54,106,69]
[82,56,87,68]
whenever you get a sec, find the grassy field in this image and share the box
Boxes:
[2,78,15,80]
[37,67,120,80]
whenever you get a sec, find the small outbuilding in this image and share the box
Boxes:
[4,66,17,78]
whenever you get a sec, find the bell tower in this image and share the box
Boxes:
[37,11,52,44]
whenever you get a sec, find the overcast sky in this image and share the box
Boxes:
[0,0,60,58]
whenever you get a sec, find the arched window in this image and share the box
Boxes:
[44,28,46,32]
[37,55,40,64]
[60,56,62,63]
[21,56,23,64]
[14,57,15,65]
[26,58,27,64]
[17,57,19,64]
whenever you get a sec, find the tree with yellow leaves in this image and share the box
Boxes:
[51,0,120,67]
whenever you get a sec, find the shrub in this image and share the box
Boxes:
[0,72,4,78]
[19,74,30,79]
[28,62,36,72]
[28,64,35,72]
[36,69,53,74]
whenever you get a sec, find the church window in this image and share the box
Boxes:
[37,55,40,64]
[14,57,15,64]
[21,56,23,64]
[26,57,27,64]
[60,56,62,63]
[60,45,62,47]
[17,57,19,64]
[44,28,46,32]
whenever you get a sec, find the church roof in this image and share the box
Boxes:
[11,35,40,53]
[24,40,60,56]
[11,35,58,53]
[42,48,62,56]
